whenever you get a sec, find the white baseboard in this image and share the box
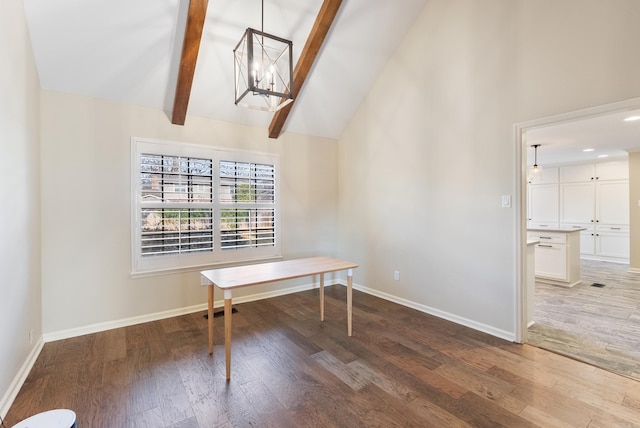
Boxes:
[43,279,338,343]
[339,280,516,342]
[581,255,629,265]
[628,267,640,274]
[0,338,44,421]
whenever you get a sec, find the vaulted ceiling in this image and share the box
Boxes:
[23,0,428,139]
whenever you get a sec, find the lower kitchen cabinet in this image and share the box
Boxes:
[527,228,583,287]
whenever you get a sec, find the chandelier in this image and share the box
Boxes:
[233,0,294,112]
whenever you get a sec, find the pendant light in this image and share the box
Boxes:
[233,0,294,112]
[531,144,541,174]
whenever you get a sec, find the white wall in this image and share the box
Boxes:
[0,0,42,416]
[40,91,339,335]
[338,0,640,339]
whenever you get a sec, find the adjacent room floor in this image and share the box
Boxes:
[528,259,640,381]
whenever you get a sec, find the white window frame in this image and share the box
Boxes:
[131,137,281,275]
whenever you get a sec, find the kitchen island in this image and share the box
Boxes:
[527,227,585,288]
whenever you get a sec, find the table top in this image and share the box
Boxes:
[201,256,358,289]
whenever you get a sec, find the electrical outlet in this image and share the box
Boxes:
[394,271,400,281]
[29,329,34,345]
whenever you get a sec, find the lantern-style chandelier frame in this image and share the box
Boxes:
[233,1,294,112]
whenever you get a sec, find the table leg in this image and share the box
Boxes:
[224,290,232,381]
[319,272,325,322]
[347,269,353,336]
[208,284,214,355]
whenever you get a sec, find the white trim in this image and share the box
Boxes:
[628,267,640,274]
[580,255,629,265]
[43,279,340,343]
[341,280,516,342]
[0,339,44,421]
[514,96,640,344]
[514,122,526,343]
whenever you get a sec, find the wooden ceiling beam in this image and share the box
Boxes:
[171,0,209,126]
[268,0,343,139]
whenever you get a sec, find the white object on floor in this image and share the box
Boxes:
[12,409,76,428]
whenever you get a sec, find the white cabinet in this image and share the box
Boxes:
[528,184,558,226]
[579,228,595,255]
[527,229,582,287]
[553,160,630,262]
[560,182,595,224]
[534,243,567,281]
[560,164,595,183]
[559,160,628,182]
[596,181,629,225]
[595,159,629,180]
[527,158,631,262]
[594,225,630,259]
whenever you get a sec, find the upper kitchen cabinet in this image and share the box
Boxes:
[560,160,628,182]
[560,182,596,224]
[560,163,595,182]
[528,183,559,227]
[595,159,629,181]
[596,181,630,225]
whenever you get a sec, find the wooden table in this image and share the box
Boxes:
[200,256,358,380]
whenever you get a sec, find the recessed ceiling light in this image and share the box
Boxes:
[597,154,609,158]
[583,148,595,152]
[624,115,640,122]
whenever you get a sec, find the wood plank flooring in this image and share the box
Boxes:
[6,286,640,427]
[528,259,640,381]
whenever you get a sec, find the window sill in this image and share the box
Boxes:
[130,255,284,279]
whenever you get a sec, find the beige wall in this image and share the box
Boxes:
[0,0,42,416]
[338,0,640,338]
[40,91,339,335]
[629,152,640,270]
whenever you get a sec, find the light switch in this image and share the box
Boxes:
[501,195,511,208]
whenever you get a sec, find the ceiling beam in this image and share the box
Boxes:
[268,0,343,139]
[171,0,209,126]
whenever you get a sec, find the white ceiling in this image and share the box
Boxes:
[526,108,640,166]
[22,1,640,154]
[23,0,428,139]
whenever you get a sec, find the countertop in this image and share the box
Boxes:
[527,227,586,233]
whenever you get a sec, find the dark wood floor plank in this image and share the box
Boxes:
[5,286,640,427]
[101,326,127,361]
[154,358,196,426]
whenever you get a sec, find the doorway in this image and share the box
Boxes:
[515,97,640,379]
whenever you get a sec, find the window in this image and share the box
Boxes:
[132,138,280,274]
[219,161,276,249]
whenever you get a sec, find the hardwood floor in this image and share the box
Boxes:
[6,286,640,427]
[528,259,640,381]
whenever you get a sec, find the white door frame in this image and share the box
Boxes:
[513,97,640,343]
